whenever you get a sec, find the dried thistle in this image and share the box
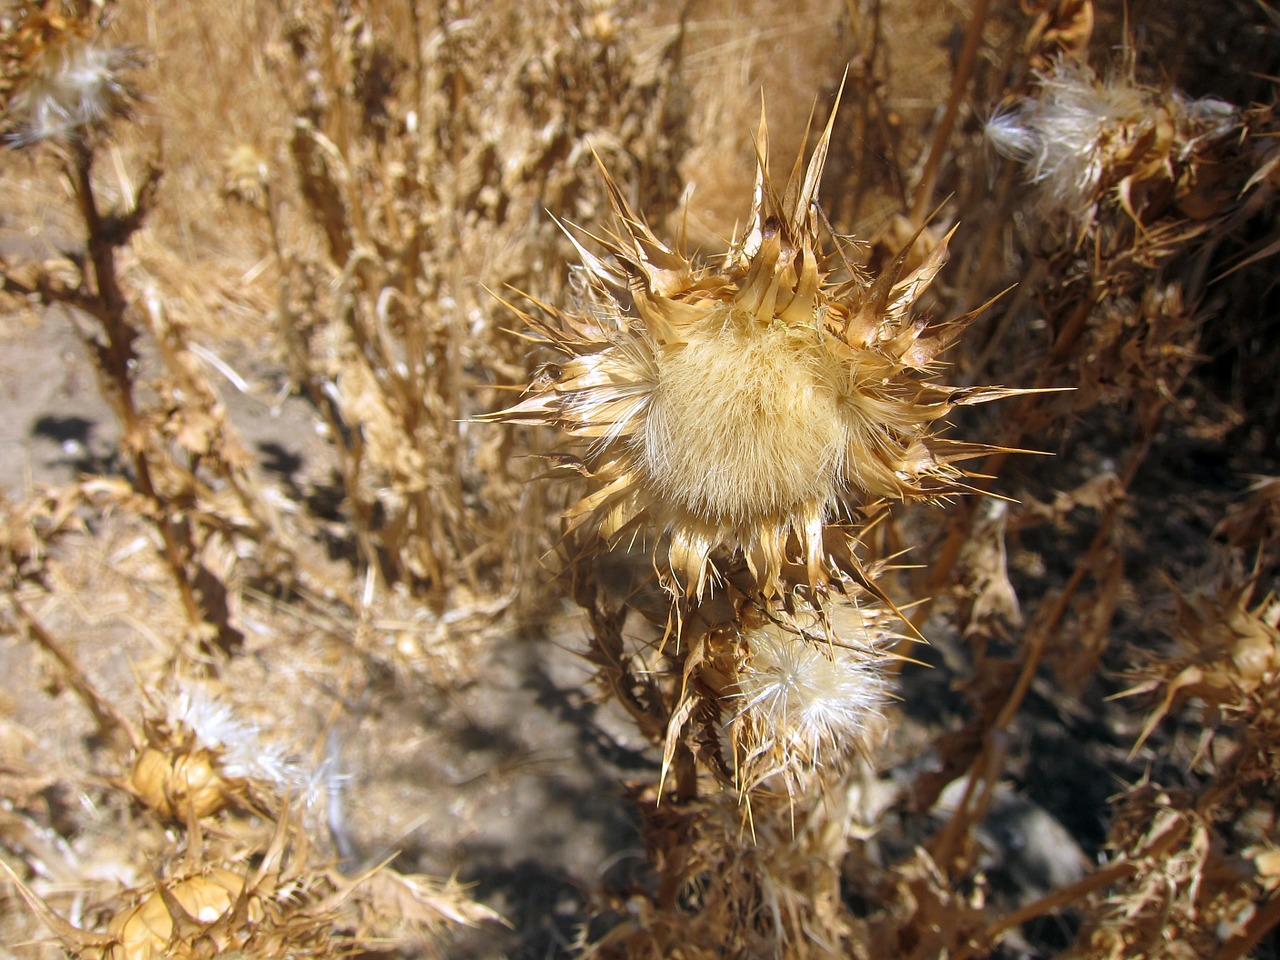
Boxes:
[728,602,895,793]
[1124,574,1280,752]
[589,762,893,959]
[489,106,1022,601]
[985,60,1242,226]
[127,685,321,822]
[1,2,144,147]
[1074,784,1259,960]
[1022,0,1095,69]
[4,804,501,960]
[3,814,338,960]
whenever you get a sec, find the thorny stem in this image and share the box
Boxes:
[68,143,205,631]
[909,0,992,224]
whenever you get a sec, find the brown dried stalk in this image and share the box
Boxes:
[908,0,992,224]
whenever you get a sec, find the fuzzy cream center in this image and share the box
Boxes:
[638,309,843,525]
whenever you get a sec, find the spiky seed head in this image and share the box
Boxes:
[129,686,320,820]
[105,869,248,960]
[6,806,489,960]
[491,105,1020,598]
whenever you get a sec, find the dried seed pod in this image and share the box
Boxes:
[128,742,232,821]
[5,827,500,960]
[104,869,248,960]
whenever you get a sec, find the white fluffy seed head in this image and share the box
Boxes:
[730,607,892,792]
[986,62,1144,210]
[6,38,143,146]
[165,686,329,806]
[985,61,1241,218]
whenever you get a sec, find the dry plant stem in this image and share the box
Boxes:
[951,849,1158,960]
[143,298,290,553]
[67,143,205,631]
[1047,290,1098,368]
[956,158,1024,321]
[261,196,374,594]
[969,260,1047,374]
[921,287,1100,610]
[955,771,1230,958]
[909,0,992,224]
[843,0,891,222]
[952,857,1135,960]
[12,594,134,748]
[933,424,1155,875]
[930,727,1009,873]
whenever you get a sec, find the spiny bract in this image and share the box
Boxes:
[491,107,1021,599]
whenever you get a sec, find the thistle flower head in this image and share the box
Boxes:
[1,6,143,148]
[491,106,1019,598]
[729,602,894,794]
[986,61,1241,222]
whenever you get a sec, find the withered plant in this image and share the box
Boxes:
[256,0,691,611]
[1,0,293,663]
[487,91,1034,952]
[3,0,1280,958]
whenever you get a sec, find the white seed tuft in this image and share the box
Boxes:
[731,608,892,791]
[7,39,143,146]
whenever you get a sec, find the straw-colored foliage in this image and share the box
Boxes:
[2,0,1280,957]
